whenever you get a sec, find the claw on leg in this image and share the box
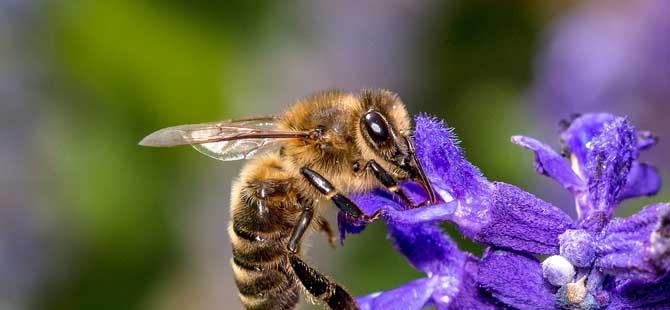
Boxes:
[315,216,337,248]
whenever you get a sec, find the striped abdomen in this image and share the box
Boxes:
[229,170,303,310]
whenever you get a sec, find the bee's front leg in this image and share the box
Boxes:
[300,167,381,223]
[364,159,423,208]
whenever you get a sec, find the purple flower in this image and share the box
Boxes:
[341,114,670,309]
[506,113,669,308]
[532,0,670,169]
[536,0,670,115]
[340,120,499,308]
[342,115,573,309]
[355,222,497,310]
[341,116,575,256]
[513,113,661,228]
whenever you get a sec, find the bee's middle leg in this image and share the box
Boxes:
[287,204,314,253]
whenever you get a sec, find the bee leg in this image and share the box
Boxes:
[286,201,358,309]
[289,253,359,310]
[315,216,337,247]
[287,205,314,253]
[300,167,381,223]
[366,159,419,208]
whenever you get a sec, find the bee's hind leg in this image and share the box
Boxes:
[289,253,359,310]
[286,198,358,310]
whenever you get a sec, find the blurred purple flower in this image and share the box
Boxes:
[1,0,57,308]
[341,114,670,309]
[536,0,670,116]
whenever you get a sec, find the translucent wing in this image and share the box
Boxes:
[193,138,281,161]
[139,117,308,161]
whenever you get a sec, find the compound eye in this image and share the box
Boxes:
[363,111,391,144]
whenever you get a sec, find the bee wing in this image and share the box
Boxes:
[139,117,308,161]
[192,137,283,161]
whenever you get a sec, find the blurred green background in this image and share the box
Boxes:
[1,1,667,309]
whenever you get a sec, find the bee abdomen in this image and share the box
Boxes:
[228,199,300,310]
[232,259,296,297]
[230,224,287,264]
[229,157,305,310]
[230,231,300,310]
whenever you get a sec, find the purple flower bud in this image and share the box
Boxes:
[542,255,576,286]
[559,229,596,267]
[583,117,637,218]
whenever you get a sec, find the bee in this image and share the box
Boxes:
[139,89,436,310]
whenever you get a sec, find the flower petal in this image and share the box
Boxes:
[473,182,574,254]
[356,222,485,310]
[595,203,670,281]
[583,117,637,215]
[511,135,584,192]
[414,115,497,237]
[443,257,499,310]
[356,277,436,310]
[388,222,465,275]
[609,273,670,309]
[560,113,617,170]
[337,188,399,242]
[618,162,662,200]
[357,262,499,310]
[637,130,658,151]
[414,114,491,201]
[477,249,556,310]
[383,201,460,226]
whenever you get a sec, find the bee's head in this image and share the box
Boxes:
[357,90,410,164]
[356,89,436,203]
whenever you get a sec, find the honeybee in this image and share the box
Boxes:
[139,89,436,310]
